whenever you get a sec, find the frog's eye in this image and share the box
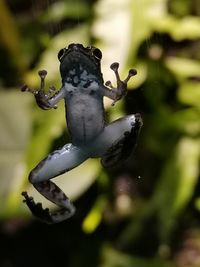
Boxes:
[58,48,66,61]
[92,48,102,60]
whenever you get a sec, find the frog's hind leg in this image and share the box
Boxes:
[97,114,142,168]
[22,144,88,224]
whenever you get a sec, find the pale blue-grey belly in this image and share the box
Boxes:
[65,96,105,146]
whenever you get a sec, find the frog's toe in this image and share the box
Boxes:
[22,191,53,224]
[22,190,76,224]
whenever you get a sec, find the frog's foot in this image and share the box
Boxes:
[22,191,53,224]
[101,113,142,168]
[22,181,76,224]
[105,62,137,105]
[22,143,87,223]
[21,70,57,110]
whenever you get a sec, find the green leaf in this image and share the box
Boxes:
[92,0,166,86]
[41,1,90,22]
[169,0,192,17]
[154,15,200,40]
[130,0,168,58]
[82,195,106,233]
[119,137,200,246]
[165,57,200,80]
[24,103,66,171]
[171,108,200,136]
[101,244,169,267]
[0,0,22,69]
[93,0,136,82]
[153,137,200,241]
[178,81,200,108]
[0,90,32,217]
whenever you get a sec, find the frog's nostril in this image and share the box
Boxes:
[68,43,83,51]
[73,45,79,51]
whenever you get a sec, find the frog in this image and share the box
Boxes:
[21,43,142,224]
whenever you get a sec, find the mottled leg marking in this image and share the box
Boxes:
[22,181,75,224]
[100,114,143,168]
[22,144,88,224]
[119,113,143,160]
[22,191,52,223]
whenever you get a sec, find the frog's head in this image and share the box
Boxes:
[58,43,103,84]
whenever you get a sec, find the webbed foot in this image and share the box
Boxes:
[105,62,137,105]
[21,70,57,110]
[22,191,53,224]
[22,185,76,224]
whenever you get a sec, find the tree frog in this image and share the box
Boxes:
[21,43,142,224]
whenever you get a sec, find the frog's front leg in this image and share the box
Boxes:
[102,63,137,105]
[21,70,65,110]
[22,144,88,224]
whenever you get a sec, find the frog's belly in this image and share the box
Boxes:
[66,96,105,145]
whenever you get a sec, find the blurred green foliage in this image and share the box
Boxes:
[0,0,200,266]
